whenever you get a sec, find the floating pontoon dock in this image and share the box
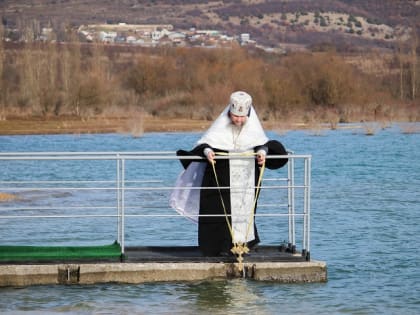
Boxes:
[0,152,327,286]
[0,246,326,286]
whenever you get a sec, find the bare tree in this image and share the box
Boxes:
[20,44,41,113]
[60,37,82,116]
[410,27,418,100]
[0,23,4,120]
[397,39,406,100]
[40,43,59,116]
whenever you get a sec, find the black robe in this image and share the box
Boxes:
[177,140,288,256]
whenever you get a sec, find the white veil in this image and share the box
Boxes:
[197,105,268,151]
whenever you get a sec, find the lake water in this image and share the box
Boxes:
[0,123,419,314]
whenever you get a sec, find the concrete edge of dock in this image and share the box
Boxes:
[0,260,327,286]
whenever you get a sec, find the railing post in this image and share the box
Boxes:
[302,156,311,261]
[117,154,121,245]
[287,155,296,250]
[121,158,126,254]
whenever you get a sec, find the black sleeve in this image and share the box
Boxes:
[264,140,288,169]
[176,143,213,169]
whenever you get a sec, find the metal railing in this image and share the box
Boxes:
[0,151,311,260]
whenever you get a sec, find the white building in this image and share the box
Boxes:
[240,33,250,44]
[126,35,137,44]
[151,28,170,41]
[99,31,117,43]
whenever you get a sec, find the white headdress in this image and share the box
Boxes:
[229,91,252,116]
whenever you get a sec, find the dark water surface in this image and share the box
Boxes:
[0,124,419,314]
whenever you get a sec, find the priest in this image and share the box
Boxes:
[170,91,288,256]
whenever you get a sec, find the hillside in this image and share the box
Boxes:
[1,0,419,51]
[0,0,418,131]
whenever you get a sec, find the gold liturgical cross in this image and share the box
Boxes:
[231,242,249,272]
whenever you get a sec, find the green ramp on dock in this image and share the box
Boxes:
[0,241,122,262]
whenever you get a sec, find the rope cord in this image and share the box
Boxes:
[214,151,257,156]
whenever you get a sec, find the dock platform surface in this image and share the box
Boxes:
[124,245,306,263]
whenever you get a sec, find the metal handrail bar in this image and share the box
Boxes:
[0,215,120,219]
[126,213,307,217]
[0,185,308,191]
[0,178,288,185]
[0,203,291,212]
[0,151,302,156]
[0,180,163,185]
[0,154,303,160]
[0,206,117,211]
[255,203,289,208]
[0,213,307,219]
[0,151,176,156]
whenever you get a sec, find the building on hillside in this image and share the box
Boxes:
[126,35,137,44]
[168,32,187,46]
[240,33,250,44]
[99,31,117,43]
[151,28,170,41]
[195,30,220,36]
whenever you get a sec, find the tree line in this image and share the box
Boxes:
[0,30,418,125]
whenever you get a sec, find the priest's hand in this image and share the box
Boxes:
[204,148,216,164]
[256,150,266,166]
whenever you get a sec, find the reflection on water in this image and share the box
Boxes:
[188,281,234,312]
[186,280,265,313]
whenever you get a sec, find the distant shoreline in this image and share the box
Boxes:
[0,116,417,136]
